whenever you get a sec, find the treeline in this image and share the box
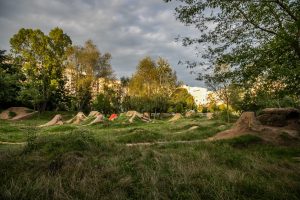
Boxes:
[0,27,196,113]
[92,56,196,114]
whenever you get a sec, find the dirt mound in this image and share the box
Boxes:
[168,113,182,122]
[188,126,199,131]
[257,107,300,128]
[185,110,195,117]
[206,113,213,119]
[88,114,104,125]
[0,107,37,121]
[66,112,87,124]
[88,111,101,118]
[207,111,299,143]
[126,111,151,123]
[39,114,63,127]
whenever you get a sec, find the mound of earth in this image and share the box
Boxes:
[126,111,151,123]
[168,113,182,122]
[39,114,63,127]
[188,126,199,131]
[66,112,87,124]
[206,113,213,119]
[0,107,37,121]
[257,108,300,128]
[88,114,104,125]
[185,110,195,117]
[88,111,101,118]
[207,111,300,143]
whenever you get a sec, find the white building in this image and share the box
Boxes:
[182,85,209,105]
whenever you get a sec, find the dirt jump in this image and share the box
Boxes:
[207,109,300,143]
[88,111,101,118]
[38,114,64,127]
[126,111,151,123]
[66,112,87,124]
[168,113,182,122]
[185,110,195,117]
[87,114,104,125]
[0,107,37,121]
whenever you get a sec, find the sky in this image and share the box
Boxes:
[0,0,204,87]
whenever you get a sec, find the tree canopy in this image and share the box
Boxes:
[128,56,178,97]
[0,50,24,108]
[10,27,72,111]
[65,40,115,111]
[165,0,300,95]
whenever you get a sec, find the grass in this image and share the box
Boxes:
[0,112,299,199]
[8,111,17,118]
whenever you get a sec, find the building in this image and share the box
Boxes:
[181,85,209,105]
[64,67,121,98]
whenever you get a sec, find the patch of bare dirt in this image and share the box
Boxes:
[126,111,151,123]
[206,111,300,143]
[66,112,87,124]
[0,107,37,120]
[88,114,104,125]
[39,114,64,127]
[185,110,195,117]
[168,113,182,122]
[87,111,101,118]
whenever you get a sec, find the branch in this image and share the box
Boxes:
[275,0,298,22]
[235,6,277,35]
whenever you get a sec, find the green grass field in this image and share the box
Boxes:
[0,112,300,200]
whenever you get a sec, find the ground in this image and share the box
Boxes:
[0,112,300,200]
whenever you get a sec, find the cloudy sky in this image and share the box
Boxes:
[0,0,204,87]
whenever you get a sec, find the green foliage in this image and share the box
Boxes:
[237,89,300,112]
[92,87,121,114]
[0,50,24,108]
[122,95,170,113]
[166,0,300,100]
[66,40,115,111]
[10,27,72,111]
[8,111,16,118]
[169,88,196,113]
[129,57,177,95]
[125,56,178,113]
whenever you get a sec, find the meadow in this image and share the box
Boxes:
[0,112,299,200]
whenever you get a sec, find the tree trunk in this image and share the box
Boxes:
[226,100,230,123]
[40,101,47,112]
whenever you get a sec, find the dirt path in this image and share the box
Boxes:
[0,141,26,145]
[126,139,205,147]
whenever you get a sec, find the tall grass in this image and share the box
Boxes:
[0,112,299,199]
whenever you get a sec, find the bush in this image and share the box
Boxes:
[93,88,121,114]
[122,95,170,113]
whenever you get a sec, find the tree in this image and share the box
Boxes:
[127,56,178,113]
[92,86,122,115]
[129,56,178,97]
[165,0,300,96]
[169,88,196,113]
[66,40,114,111]
[129,57,158,97]
[156,57,178,95]
[204,64,232,122]
[0,50,24,108]
[10,27,72,111]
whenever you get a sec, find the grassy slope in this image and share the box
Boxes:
[0,113,299,200]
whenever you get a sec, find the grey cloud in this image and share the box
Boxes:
[0,0,204,87]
